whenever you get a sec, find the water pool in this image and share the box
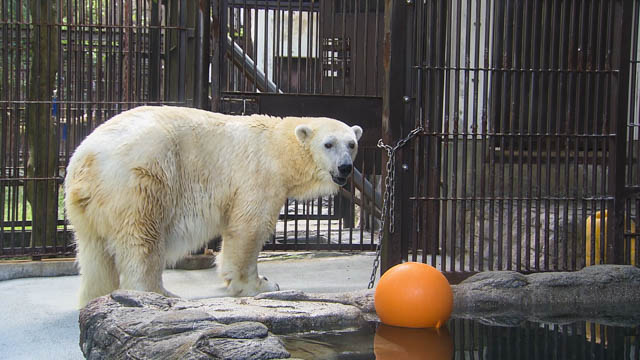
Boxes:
[281,318,640,359]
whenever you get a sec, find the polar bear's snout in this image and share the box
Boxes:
[331,161,353,186]
[338,163,353,176]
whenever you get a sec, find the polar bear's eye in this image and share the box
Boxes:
[348,142,356,149]
[324,143,333,149]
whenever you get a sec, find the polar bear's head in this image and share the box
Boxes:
[294,119,363,188]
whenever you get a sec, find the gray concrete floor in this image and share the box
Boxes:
[0,253,377,360]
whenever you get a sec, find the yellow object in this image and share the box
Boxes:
[374,262,453,328]
[585,211,636,265]
[373,324,453,360]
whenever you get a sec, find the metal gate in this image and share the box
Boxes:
[380,0,639,277]
[214,0,386,251]
[0,0,387,259]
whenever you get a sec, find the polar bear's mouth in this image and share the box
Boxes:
[331,175,348,186]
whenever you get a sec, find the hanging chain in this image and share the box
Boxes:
[368,126,424,289]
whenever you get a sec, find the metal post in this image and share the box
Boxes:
[607,0,633,264]
[195,0,211,110]
[211,0,224,112]
[380,0,408,273]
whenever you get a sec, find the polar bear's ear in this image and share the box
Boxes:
[352,125,363,141]
[295,125,313,144]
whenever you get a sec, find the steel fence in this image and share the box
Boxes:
[0,0,191,258]
[382,0,640,275]
[0,0,384,259]
[2,0,639,275]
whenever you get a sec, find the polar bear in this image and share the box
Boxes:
[65,106,362,307]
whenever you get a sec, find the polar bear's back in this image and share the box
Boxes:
[64,106,284,240]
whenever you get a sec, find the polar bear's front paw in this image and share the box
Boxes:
[227,275,280,297]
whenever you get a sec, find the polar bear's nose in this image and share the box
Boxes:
[338,163,353,176]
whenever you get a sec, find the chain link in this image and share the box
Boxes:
[368,126,423,289]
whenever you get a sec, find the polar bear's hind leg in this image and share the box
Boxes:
[76,233,119,308]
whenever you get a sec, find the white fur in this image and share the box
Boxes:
[65,106,361,307]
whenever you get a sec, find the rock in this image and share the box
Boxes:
[255,289,375,313]
[79,291,290,360]
[79,290,373,359]
[79,267,640,359]
[453,265,640,326]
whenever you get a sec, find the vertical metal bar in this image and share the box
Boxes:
[478,0,490,271]
[178,0,187,102]
[499,0,512,271]
[242,0,248,91]
[517,0,532,272]
[449,0,462,272]
[211,0,223,111]
[286,0,292,93]
[15,0,23,252]
[595,0,606,267]
[0,0,8,254]
[632,1,640,267]
[352,0,359,95]
[460,0,472,272]
[227,3,235,92]
[487,0,503,271]
[293,197,299,248]
[536,0,551,271]
[283,198,288,248]
[136,0,142,104]
[572,0,585,269]
[585,0,596,266]
[341,0,347,95]
[469,0,483,272]
[544,3,557,271]
[363,0,369,95]
[307,1,314,93]
[374,0,381,96]
[275,0,281,91]
[553,0,567,270]
[297,0,302,93]
[97,0,104,119]
[315,197,321,247]
[413,136,421,262]
[253,0,259,93]
[508,0,522,272]
[380,0,408,272]
[264,1,270,93]
[413,0,425,263]
[625,0,636,265]
[607,0,633,264]
[567,0,580,271]
[87,0,94,133]
[440,0,453,272]
[315,0,321,94]
[195,0,211,110]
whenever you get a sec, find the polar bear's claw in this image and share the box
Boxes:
[225,274,279,297]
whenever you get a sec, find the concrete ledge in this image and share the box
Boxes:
[0,258,78,281]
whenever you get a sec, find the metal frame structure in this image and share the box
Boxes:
[1,1,639,281]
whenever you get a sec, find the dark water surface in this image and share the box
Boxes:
[281,318,640,359]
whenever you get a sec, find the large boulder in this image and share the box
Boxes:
[79,290,373,359]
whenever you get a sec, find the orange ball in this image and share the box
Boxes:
[374,262,453,328]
